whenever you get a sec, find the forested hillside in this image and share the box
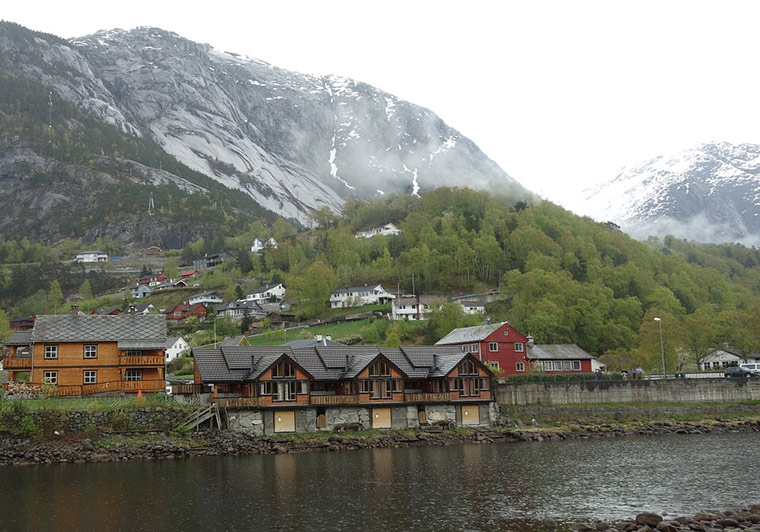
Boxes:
[3,188,760,374]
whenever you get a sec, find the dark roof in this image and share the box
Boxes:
[31,314,166,344]
[8,331,32,345]
[191,345,490,384]
[249,283,282,294]
[331,284,383,295]
[435,322,505,345]
[526,344,594,360]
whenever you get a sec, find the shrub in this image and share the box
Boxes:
[21,416,40,438]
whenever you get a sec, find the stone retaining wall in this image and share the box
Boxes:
[495,378,760,406]
[0,407,188,435]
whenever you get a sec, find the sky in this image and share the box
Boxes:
[4,1,760,212]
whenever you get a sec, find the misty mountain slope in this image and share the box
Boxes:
[0,22,529,225]
[581,142,760,245]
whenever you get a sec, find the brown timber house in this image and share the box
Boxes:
[3,307,166,396]
[185,345,496,434]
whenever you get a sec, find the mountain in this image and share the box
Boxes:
[581,141,760,246]
[0,22,529,237]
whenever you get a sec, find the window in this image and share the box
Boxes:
[489,361,500,369]
[449,378,461,392]
[516,361,525,372]
[459,360,478,375]
[392,379,403,393]
[274,381,297,401]
[261,381,273,396]
[480,377,490,390]
[544,361,552,371]
[43,371,58,385]
[370,379,391,399]
[573,361,581,371]
[44,345,58,359]
[489,342,498,352]
[564,360,572,371]
[553,361,562,371]
[461,377,480,397]
[503,329,509,336]
[359,380,370,393]
[369,360,391,377]
[125,369,142,381]
[298,381,309,395]
[471,344,479,353]
[124,350,142,357]
[84,370,97,384]
[514,342,524,352]
[273,361,296,378]
[84,345,98,359]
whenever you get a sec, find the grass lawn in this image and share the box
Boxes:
[248,319,373,345]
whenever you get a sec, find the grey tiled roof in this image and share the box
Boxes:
[8,331,32,345]
[331,284,382,295]
[526,344,594,360]
[435,322,505,345]
[191,345,492,384]
[31,314,166,344]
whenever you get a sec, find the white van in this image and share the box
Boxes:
[739,363,760,376]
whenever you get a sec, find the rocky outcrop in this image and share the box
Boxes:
[567,506,760,532]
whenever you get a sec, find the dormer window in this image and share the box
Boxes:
[459,359,478,375]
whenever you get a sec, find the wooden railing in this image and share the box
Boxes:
[3,357,32,368]
[214,397,261,408]
[47,379,165,397]
[172,383,203,395]
[404,392,451,403]
[310,394,360,406]
[120,355,165,366]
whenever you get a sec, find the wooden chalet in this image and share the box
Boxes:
[2,307,167,396]
[165,303,207,322]
[189,345,494,433]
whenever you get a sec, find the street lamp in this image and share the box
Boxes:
[654,317,666,378]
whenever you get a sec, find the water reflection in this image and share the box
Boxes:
[2,433,759,531]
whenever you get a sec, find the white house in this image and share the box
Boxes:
[188,291,224,306]
[698,349,743,371]
[459,299,486,315]
[251,237,278,253]
[131,284,153,299]
[165,337,189,362]
[216,300,267,320]
[330,284,395,309]
[245,283,286,302]
[391,296,441,321]
[76,251,108,263]
[355,223,401,239]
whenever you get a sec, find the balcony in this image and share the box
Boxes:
[3,357,32,369]
[120,355,165,366]
[404,392,451,403]
[310,394,360,406]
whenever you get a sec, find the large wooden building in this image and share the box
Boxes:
[189,344,495,433]
[3,307,166,396]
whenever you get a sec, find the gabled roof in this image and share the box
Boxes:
[526,344,594,360]
[435,322,506,345]
[331,284,385,295]
[249,283,283,294]
[31,314,166,344]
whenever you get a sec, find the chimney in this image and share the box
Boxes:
[345,354,350,372]
[128,305,137,316]
[433,353,439,371]
[70,305,79,316]
[315,334,323,342]
[251,355,256,372]
[326,335,332,341]
[527,335,534,347]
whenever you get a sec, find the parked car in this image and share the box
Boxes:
[739,363,760,376]
[725,365,754,378]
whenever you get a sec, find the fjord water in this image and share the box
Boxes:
[3,433,759,531]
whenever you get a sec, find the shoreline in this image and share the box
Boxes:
[2,415,759,467]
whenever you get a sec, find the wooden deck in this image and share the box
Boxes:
[47,379,165,397]
[310,394,360,406]
[404,392,451,403]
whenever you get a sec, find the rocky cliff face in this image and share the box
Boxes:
[581,142,760,245]
[0,23,528,226]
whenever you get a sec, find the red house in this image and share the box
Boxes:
[435,322,529,374]
[164,303,207,322]
[180,269,200,280]
[436,322,594,376]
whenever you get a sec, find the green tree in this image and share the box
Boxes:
[78,279,93,300]
[0,309,11,344]
[163,256,179,280]
[48,280,63,314]
[425,300,480,343]
[682,312,718,370]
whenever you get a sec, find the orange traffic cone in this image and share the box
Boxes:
[137,390,143,398]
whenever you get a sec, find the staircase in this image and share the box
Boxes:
[177,403,225,431]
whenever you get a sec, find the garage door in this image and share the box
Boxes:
[372,407,392,429]
[274,411,295,433]
[461,406,480,426]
